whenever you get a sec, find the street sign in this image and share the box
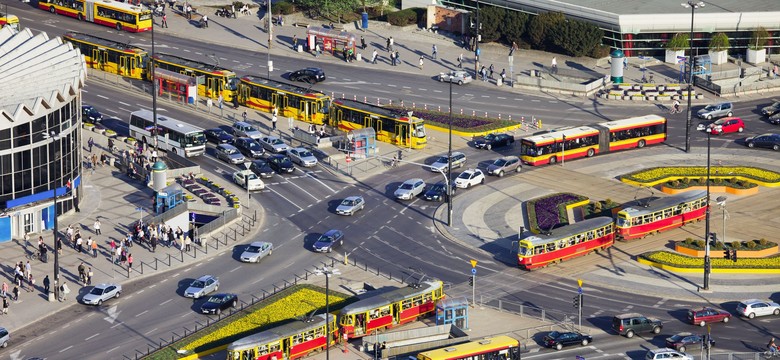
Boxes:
[471,268,477,275]
[577,279,583,287]
[578,287,583,294]
[470,259,478,268]
[190,212,196,222]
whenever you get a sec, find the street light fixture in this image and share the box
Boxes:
[681,1,705,153]
[43,131,61,300]
[702,128,712,290]
[315,266,340,360]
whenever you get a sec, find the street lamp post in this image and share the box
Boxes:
[716,196,728,245]
[447,79,453,226]
[702,129,712,290]
[151,7,158,152]
[267,0,272,79]
[682,1,705,153]
[473,1,480,77]
[316,266,340,360]
[44,132,61,300]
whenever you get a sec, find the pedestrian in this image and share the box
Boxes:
[185,3,191,19]
[457,53,463,68]
[292,34,298,50]
[419,56,424,70]
[78,262,86,285]
[390,51,396,66]
[371,49,377,64]
[87,267,93,285]
[12,285,19,302]
[161,12,168,27]
[23,232,30,248]
[94,219,102,235]
[24,261,31,280]
[360,35,366,50]
[202,14,208,28]
[185,236,192,251]
[151,236,158,252]
[551,57,557,74]
[66,225,74,244]
[1,282,7,298]
[2,297,8,315]
[242,110,248,122]
[395,50,400,65]
[56,237,62,255]
[500,69,507,83]
[26,274,34,292]
[389,36,394,51]
[432,44,437,59]
[114,245,122,265]
[43,275,50,294]
[489,64,494,79]
[314,43,321,57]
[91,238,98,258]
[87,137,94,152]
[59,281,70,301]
[623,57,628,70]
[480,66,486,81]
[76,235,83,253]
[272,113,277,130]
[775,64,779,79]
[386,37,391,51]
[218,94,223,109]
[127,254,133,275]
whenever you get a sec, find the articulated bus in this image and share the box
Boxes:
[518,217,614,270]
[38,0,152,32]
[329,99,427,149]
[151,52,238,102]
[339,280,443,339]
[0,12,20,30]
[129,109,206,157]
[63,32,147,80]
[520,114,667,166]
[239,75,330,124]
[616,190,708,240]
[227,314,337,360]
[416,336,522,360]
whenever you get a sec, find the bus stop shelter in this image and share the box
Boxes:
[347,128,377,159]
[306,27,356,56]
[435,297,469,330]
[154,68,199,104]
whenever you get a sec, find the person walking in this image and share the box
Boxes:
[127,254,133,277]
[623,57,628,70]
[314,43,321,57]
[390,51,396,66]
[76,235,83,253]
[431,44,438,59]
[43,275,50,295]
[24,261,31,280]
[91,238,98,258]
[161,12,168,28]
[59,281,70,301]
[1,282,7,298]
[360,35,366,50]
[87,267,93,285]
[242,110,248,122]
[114,245,122,265]
[371,49,378,64]
[488,64,495,79]
[292,34,298,50]
[389,37,394,52]
[78,262,86,285]
[56,237,62,255]
[26,274,34,292]
[774,64,779,79]
[457,53,463,68]
[419,56,424,70]
[185,236,192,251]
[272,112,278,130]
[395,50,400,65]
[202,14,208,28]
[87,137,94,152]
[386,37,391,51]
[551,57,558,74]
[2,297,8,315]
[12,285,19,302]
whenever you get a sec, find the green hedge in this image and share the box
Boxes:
[678,238,775,251]
[387,8,418,26]
[272,1,296,15]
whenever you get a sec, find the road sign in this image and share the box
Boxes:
[190,212,196,222]
[578,287,583,294]
[470,259,478,268]
[577,279,583,287]
[471,268,477,275]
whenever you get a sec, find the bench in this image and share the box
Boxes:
[293,22,310,28]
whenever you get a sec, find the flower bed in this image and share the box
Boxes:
[638,250,780,272]
[620,166,780,187]
[675,238,778,258]
[525,193,589,233]
[385,106,522,135]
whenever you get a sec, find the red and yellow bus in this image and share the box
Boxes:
[0,12,20,30]
[339,280,443,339]
[616,190,707,240]
[329,99,427,149]
[520,114,667,166]
[151,52,238,102]
[38,0,152,32]
[416,336,522,360]
[63,32,148,80]
[517,217,614,270]
[239,75,331,125]
[226,314,337,360]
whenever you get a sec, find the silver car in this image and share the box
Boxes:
[259,136,290,154]
[696,102,733,119]
[184,275,220,299]
[82,283,122,306]
[336,196,365,216]
[215,144,246,164]
[0,327,8,348]
[487,156,522,177]
[288,147,318,167]
[239,241,273,263]
[233,121,263,140]
[394,178,426,200]
[429,152,466,172]
[439,70,473,85]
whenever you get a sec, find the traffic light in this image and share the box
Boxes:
[708,232,717,246]
[573,295,580,308]
[468,276,474,287]
[723,249,730,259]
[731,249,738,262]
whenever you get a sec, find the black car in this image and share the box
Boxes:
[234,137,265,158]
[474,133,514,150]
[313,229,344,253]
[250,159,275,178]
[82,105,103,123]
[289,67,326,83]
[543,331,592,350]
[268,154,295,174]
[665,332,714,353]
[745,133,780,151]
[205,128,235,144]
[200,293,238,315]
[423,182,456,202]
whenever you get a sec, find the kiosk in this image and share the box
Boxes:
[306,27,357,57]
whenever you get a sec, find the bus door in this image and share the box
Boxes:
[279,96,288,117]
[119,56,132,77]
[84,1,94,21]
[395,123,408,145]
[238,83,250,105]
[271,93,282,112]
[363,115,373,130]
[92,49,108,70]
[205,77,218,99]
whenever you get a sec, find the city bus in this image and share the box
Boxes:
[63,32,148,80]
[37,0,152,32]
[238,75,331,125]
[329,99,427,149]
[520,114,667,166]
[226,314,337,360]
[416,335,522,360]
[616,190,708,240]
[128,109,206,157]
[517,217,614,270]
[0,12,19,30]
[339,280,443,339]
[150,52,238,102]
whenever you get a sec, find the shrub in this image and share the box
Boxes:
[684,238,695,245]
[709,33,730,51]
[669,180,680,187]
[746,241,758,249]
[387,8,417,26]
[694,240,705,248]
[681,177,690,185]
[592,201,602,214]
[712,242,724,250]
[666,33,689,51]
[589,44,610,59]
[760,238,768,246]
[272,1,296,15]
[604,198,617,208]
[749,27,769,50]
[731,241,741,249]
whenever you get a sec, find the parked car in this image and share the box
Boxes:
[205,128,235,144]
[394,178,426,200]
[232,169,265,191]
[696,120,716,131]
[81,283,122,306]
[313,229,344,253]
[542,331,592,350]
[612,313,663,338]
[706,117,745,135]
[290,67,326,83]
[200,293,238,315]
[769,112,780,125]
[736,299,780,319]
[259,136,290,154]
[336,196,365,216]
[438,70,473,85]
[697,102,733,119]
[214,144,246,164]
[234,137,265,158]
[268,154,295,174]
[665,332,713,353]
[687,307,731,326]
[288,147,318,167]
[454,169,485,189]
[645,348,693,360]
[0,327,8,348]
[745,133,780,151]
[761,100,780,117]
[429,152,466,172]
[233,121,263,140]
[239,241,273,263]
[184,275,220,299]
[82,105,103,123]
[250,159,275,178]
[423,181,456,202]
[487,156,522,177]
[474,133,514,150]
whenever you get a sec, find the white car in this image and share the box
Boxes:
[736,299,780,319]
[259,136,290,154]
[233,170,265,191]
[82,283,122,306]
[239,241,273,263]
[287,147,318,167]
[454,169,485,189]
[394,178,426,200]
[439,70,473,85]
[645,348,693,360]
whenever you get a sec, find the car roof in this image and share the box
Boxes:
[218,144,238,150]
[270,154,288,159]
[741,299,767,305]
[234,121,251,126]
[344,195,363,201]
[500,155,519,160]
[615,312,644,319]
[94,283,116,288]
[404,178,424,184]
[323,229,342,236]
[249,241,272,247]
[462,168,481,173]
[197,275,216,281]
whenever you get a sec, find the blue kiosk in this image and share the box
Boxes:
[155,183,185,214]
[435,297,469,330]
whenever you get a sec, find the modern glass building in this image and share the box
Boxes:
[0,26,86,242]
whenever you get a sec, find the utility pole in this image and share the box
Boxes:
[473,1,480,77]
[469,260,477,307]
[574,279,583,330]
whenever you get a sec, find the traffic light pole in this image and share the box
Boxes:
[471,274,475,307]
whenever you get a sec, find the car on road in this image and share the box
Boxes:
[687,307,731,326]
[233,121,263,140]
[696,120,715,131]
[239,241,273,263]
[770,112,780,125]
[454,169,485,189]
[200,293,238,315]
[259,136,290,154]
[438,70,473,85]
[645,348,693,360]
[487,156,522,177]
[423,181,456,202]
[336,196,365,216]
[705,117,745,135]
[612,313,663,338]
[250,159,275,178]
[542,331,592,350]
[268,154,295,174]
[184,275,220,299]
[697,102,733,119]
[233,169,265,191]
[394,178,426,200]
[736,299,780,319]
[82,105,103,123]
[665,332,713,353]
[474,133,514,150]
[0,327,8,348]
[205,128,235,144]
[287,147,318,167]
[313,229,344,253]
[761,100,780,117]
[214,144,246,164]
[81,283,122,305]
[233,137,265,158]
[289,67,326,83]
[429,152,466,172]
[745,133,780,151]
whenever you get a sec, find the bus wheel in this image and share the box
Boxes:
[77,13,83,21]
[586,148,595,157]
[116,23,122,31]
[637,139,646,148]
[50,5,56,13]
[548,156,557,164]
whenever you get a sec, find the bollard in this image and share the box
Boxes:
[460,109,463,115]
[342,93,345,99]
[509,115,512,121]
[472,110,476,116]
[377,98,380,105]
[438,106,441,112]
[485,112,488,117]
[499,114,502,120]
[364,96,367,102]
[412,102,415,108]
[424,104,427,110]
[354,94,357,101]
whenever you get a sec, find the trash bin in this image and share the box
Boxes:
[497,78,503,87]
[356,53,362,62]
[297,44,303,53]
[530,70,536,77]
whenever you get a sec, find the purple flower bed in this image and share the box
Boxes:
[526,193,589,233]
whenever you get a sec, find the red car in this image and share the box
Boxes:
[687,307,731,326]
[706,117,745,135]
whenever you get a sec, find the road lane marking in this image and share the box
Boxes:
[305,171,337,193]
[110,322,124,328]
[284,178,319,201]
[159,299,172,306]
[107,345,120,353]
[59,345,74,353]
[85,333,100,341]
[251,277,265,285]
[230,265,241,273]
[267,187,304,211]
[135,310,149,317]
[118,101,130,106]
[144,327,159,335]
[97,94,109,100]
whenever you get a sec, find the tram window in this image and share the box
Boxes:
[568,237,576,246]
[558,240,565,249]
[424,293,432,303]
[546,243,555,252]
[534,245,544,254]
[258,345,268,355]
[380,306,391,316]
[315,327,324,338]
[269,342,281,353]
[664,209,672,218]
[401,299,412,309]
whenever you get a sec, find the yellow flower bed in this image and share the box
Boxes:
[621,166,780,187]
[640,250,780,269]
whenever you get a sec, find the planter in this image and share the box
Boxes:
[105,130,117,138]
[708,50,728,65]
[126,138,137,145]
[660,185,759,196]
[93,127,106,134]
[83,123,95,130]
[665,50,684,64]
[676,244,778,258]
[747,48,766,64]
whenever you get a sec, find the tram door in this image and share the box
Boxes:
[395,123,408,145]
[354,313,366,336]
[91,49,108,70]
[299,100,309,122]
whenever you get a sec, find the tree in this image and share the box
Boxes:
[666,33,689,51]
[708,32,730,51]
[477,6,506,43]
[749,26,769,50]
[527,12,565,50]
[551,19,603,57]
[296,0,360,21]
[502,10,529,46]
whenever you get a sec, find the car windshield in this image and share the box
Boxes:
[86,108,100,116]
[299,150,313,157]
[245,125,258,132]
[484,134,496,141]
[547,331,560,338]
[191,280,205,288]
[211,129,225,136]
[431,184,445,192]
[435,156,449,163]
[224,148,238,155]
[246,245,262,253]
[493,159,507,166]
[89,287,105,295]
[519,246,530,256]
[713,119,727,125]
[248,142,261,150]
[243,173,258,180]
[400,183,415,190]
[187,132,207,146]
[341,199,356,206]
[271,139,284,145]
[457,172,471,179]
[704,105,717,111]
[669,334,685,341]
[318,235,334,244]
[207,296,225,303]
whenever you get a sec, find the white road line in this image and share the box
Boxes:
[399,199,420,214]
[182,49,191,52]
[481,95,490,98]
[433,90,443,93]
[284,177,319,201]
[97,94,109,100]
[497,97,507,99]
[110,322,124,329]
[515,98,524,101]
[251,277,265,285]
[106,345,121,353]
[118,107,132,114]
[388,84,397,87]
[144,327,159,335]
[230,265,241,273]
[402,86,411,89]
[418,88,427,91]
[59,345,74,353]
[305,171,337,193]
[135,310,149,317]
[159,299,173,306]
[118,101,131,106]
[267,187,304,211]
[85,333,100,341]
